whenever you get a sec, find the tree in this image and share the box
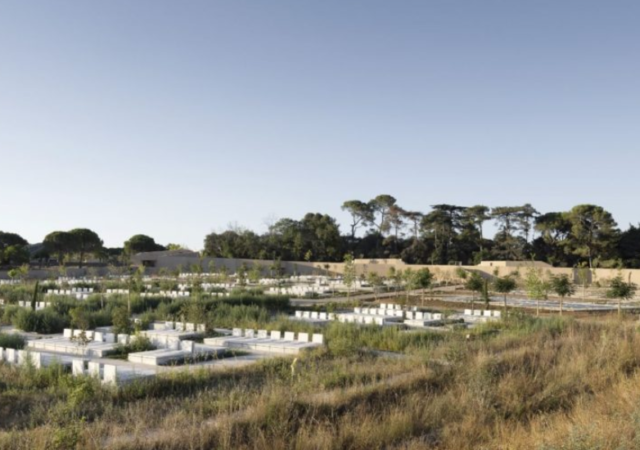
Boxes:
[618,225,640,268]
[68,228,103,267]
[369,195,397,236]
[403,211,423,241]
[421,205,466,264]
[237,263,248,286]
[343,253,356,299]
[466,205,490,259]
[0,231,29,267]
[493,276,517,314]
[366,271,384,301]
[402,268,415,302]
[203,229,261,259]
[532,213,573,266]
[524,265,549,316]
[248,263,263,283]
[412,268,433,306]
[124,234,165,255]
[465,272,484,312]
[491,206,535,260]
[606,273,636,316]
[341,200,374,239]
[564,205,619,268]
[43,231,74,264]
[112,306,133,335]
[549,274,575,316]
[517,203,540,244]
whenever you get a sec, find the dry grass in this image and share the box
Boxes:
[2,315,640,449]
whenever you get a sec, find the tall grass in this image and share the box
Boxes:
[4,297,640,449]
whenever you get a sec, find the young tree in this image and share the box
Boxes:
[366,271,384,301]
[402,268,415,302]
[493,276,517,315]
[606,273,637,316]
[456,268,468,283]
[387,266,397,291]
[412,268,433,306]
[524,265,549,316]
[248,263,263,283]
[112,306,133,335]
[343,253,356,299]
[465,272,484,313]
[237,263,248,286]
[549,274,575,316]
[576,264,591,301]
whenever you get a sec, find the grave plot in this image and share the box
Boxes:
[204,328,324,355]
[140,291,190,298]
[27,329,122,357]
[292,311,336,323]
[46,288,94,300]
[139,321,206,346]
[128,340,226,366]
[16,301,51,310]
[0,347,74,369]
[404,311,445,327]
[105,289,130,295]
[71,360,155,386]
[337,304,408,326]
[125,321,226,366]
[460,309,502,322]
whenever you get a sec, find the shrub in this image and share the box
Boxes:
[11,308,69,334]
[0,332,26,349]
[12,308,39,332]
[1,305,21,325]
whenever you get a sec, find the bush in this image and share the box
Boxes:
[0,332,26,349]
[1,305,21,325]
[12,308,39,332]
[12,308,70,334]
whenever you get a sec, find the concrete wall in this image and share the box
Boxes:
[2,255,639,286]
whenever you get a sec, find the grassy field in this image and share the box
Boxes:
[2,311,640,449]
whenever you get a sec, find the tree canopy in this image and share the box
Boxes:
[124,234,166,255]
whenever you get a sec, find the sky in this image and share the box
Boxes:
[1,1,639,250]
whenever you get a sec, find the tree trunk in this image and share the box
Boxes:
[503,293,507,316]
[618,298,621,317]
[559,297,563,316]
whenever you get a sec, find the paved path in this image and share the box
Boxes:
[439,294,640,312]
[290,286,459,307]
[291,290,640,313]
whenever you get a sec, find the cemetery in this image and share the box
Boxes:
[0,267,637,450]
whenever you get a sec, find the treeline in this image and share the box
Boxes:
[0,231,180,268]
[203,195,640,269]
[2,195,639,269]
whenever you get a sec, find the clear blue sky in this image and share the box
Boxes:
[1,1,639,250]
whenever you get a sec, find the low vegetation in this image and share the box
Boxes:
[2,311,640,449]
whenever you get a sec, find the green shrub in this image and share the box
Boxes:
[12,308,39,332]
[0,332,26,349]
[1,305,21,325]
[12,308,70,334]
